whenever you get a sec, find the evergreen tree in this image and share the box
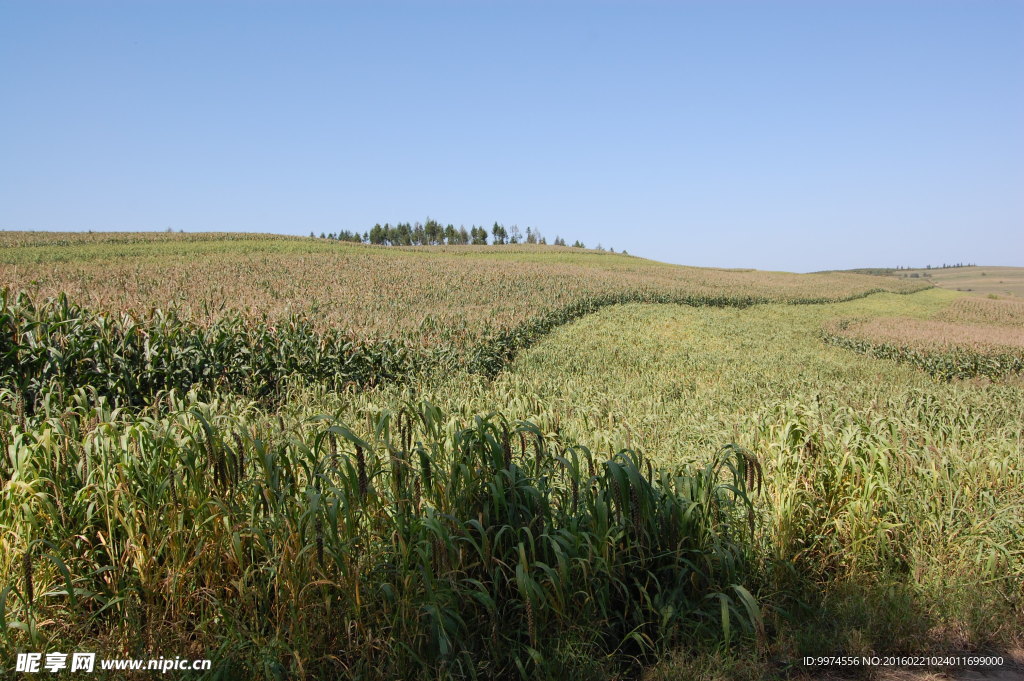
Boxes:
[424,219,442,245]
[491,222,507,245]
[396,223,412,246]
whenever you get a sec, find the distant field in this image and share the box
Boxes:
[0,231,927,346]
[895,265,1024,298]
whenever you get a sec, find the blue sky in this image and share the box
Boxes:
[1,0,1021,271]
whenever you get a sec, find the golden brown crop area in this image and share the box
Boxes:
[0,231,927,346]
[825,296,1024,360]
[828,316,1024,353]
[938,296,1024,327]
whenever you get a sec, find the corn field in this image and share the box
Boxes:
[0,233,927,347]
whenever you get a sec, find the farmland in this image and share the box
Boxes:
[1,233,1022,680]
[892,266,1024,299]
[0,232,927,345]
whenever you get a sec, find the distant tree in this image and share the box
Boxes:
[444,224,457,244]
[424,219,442,245]
[491,222,507,245]
[458,226,470,245]
[572,240,585,248]
[412,223,426,245]
[395,223,412,246]
[508,225,522,244]
[525,227,537,244]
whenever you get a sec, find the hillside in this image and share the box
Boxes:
[0,231,928,345]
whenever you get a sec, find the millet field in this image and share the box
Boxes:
[1,233,1021,680]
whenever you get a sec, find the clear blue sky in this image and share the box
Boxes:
[2,1,1022,271]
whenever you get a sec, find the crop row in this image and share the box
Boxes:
[1,290,414,413]
[5,286,916,414]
